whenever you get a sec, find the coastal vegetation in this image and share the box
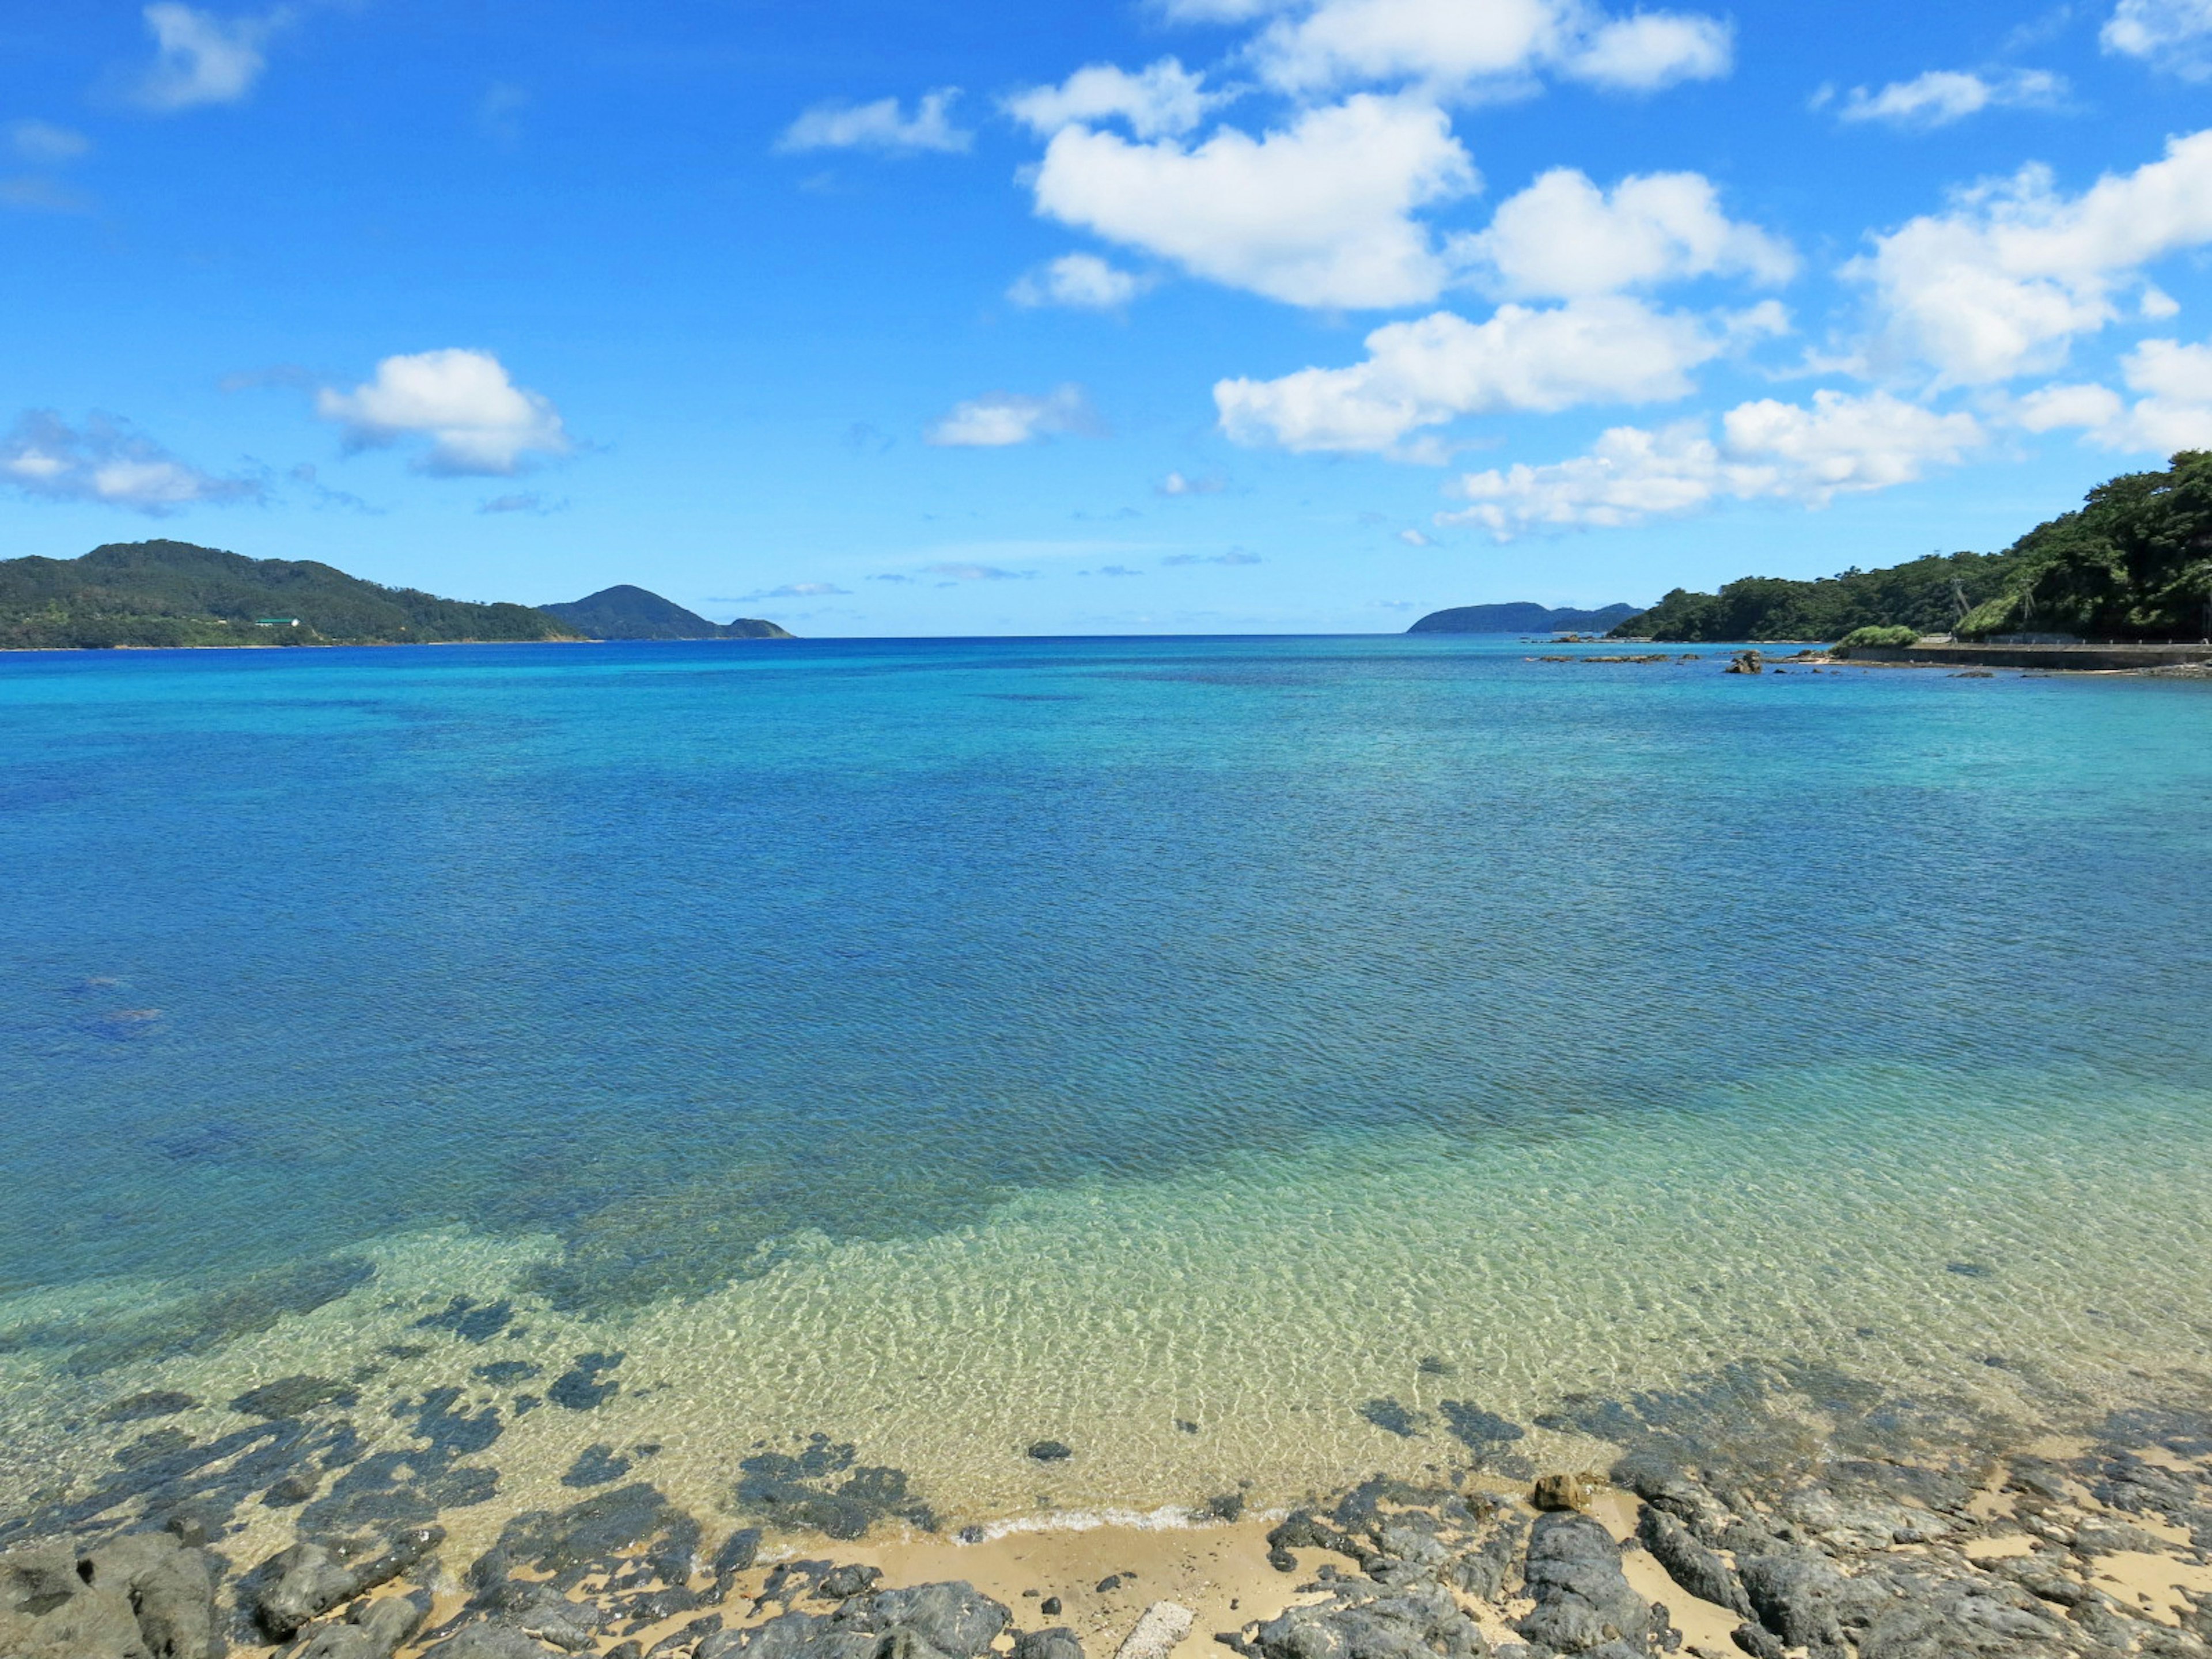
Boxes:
[1611,451,2212,644]
[1407,600,1639,634]
[0,540,581,649]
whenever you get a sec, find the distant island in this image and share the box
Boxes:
[0,542,794,650]
[1407,601,1641,634]
[1609,450,2212,643]
[541,584,792,641]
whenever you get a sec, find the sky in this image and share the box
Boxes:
[4,0,2212,634]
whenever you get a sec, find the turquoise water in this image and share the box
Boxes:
[2,637,2209,1545]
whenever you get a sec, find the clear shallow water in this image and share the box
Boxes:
[1,637,2209,1546]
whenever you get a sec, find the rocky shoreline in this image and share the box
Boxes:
[14,1379,2212,1659]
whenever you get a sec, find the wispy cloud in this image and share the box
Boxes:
[2,410,262,513]
[1161,548,1262,566]
[132,4,292,112]
[925,384,1103,447]
[778,89,971,154]
[1155,470,1225,495]
[8,120,90,162]
[477,491,565,514]
[1834,67,2068,128]
[726,582,852,600]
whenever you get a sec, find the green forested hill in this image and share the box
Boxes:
[0,540,583,649]
[1612,452,2212,644]
[541,584,793,640]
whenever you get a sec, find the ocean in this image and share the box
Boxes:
[2,634,2209,1552]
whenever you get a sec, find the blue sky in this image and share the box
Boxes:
[4,0,2212,634]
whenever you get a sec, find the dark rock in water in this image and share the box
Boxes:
[472,1362,541,1388]
[1516,1511,1652,1655]
[263,1473,319,1507]
[1637,1505,1752,1619]
[1027,1441,1074,1464]
[1252,1581,1484,1659]
[711,1528,763,1580]
[300,1442,498,1535]
[1012,1627,1084,1659]
[231,1376,360,1418]
[469,1484,699,1595]
[120,1429,198,1467]
[101,1391,200,1423]
[58,1257,377,1377]
[816,1566,882,1601]
[1436,1402,1524,1452]
[1417,1357,1455,1376]
[403,1389,504,1457]
[414,1298,516,1344]
[560,1444,632,1490]
[1358,1400,1421,1439]
[547,1353,626,1412]
[733,1445,934,1540]
[251,1525,443,1638]
[1205,1494,1246,1522]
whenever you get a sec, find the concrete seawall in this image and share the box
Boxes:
[1852,642,2212,671]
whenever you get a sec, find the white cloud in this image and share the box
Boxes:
[777,89,971,154]
[135,5,289,112]
[2009,337,2212,451]
[1563,12,1733,91]
[1009,252,1156,309]
[1215,296,1777,455]
[1441,390,1983,537]
[2103,0,2212,75]
[1397,527,1435,546]
[1157,470,1226,494]
[925,384,1101,447]
[1,410,260,513]
[1238,0,1729,97]
[316,349,570,476]
[1851,130,2212,385]
[1031,94,1474,309]
[8,120,90,162]
[1005,59,1222,139]
[1836,68,2067,129]
[1456,167,1794,298]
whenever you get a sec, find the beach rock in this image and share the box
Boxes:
[712,1528,763,1582]
[1113,1601,1194,1659]
[816,1565,882,1600]
[0,1542,151,1659]
[1728,1622,1784,1658]
[1250,1582,1483,1659]
[420,1624,566,1659]
[1529,1474,1589,1514]
[1635,1507,1750,1619]
[1449,1517,1523,1603]
[1516,1511,1651,1655]
[284,1592,429,1659]
[81,1531,224,1659]
[469,1581,605,1651]
[1734,1548,1851,1653]
[1851,1572,2076,1658]
[862,1581,1012,1656]
[646,1615,724,1658]
[1725,652,1763,675]
[1013,1629,1085,1659]
[252,1527,442,1638]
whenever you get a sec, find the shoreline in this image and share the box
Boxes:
[14,1378,2212,1659]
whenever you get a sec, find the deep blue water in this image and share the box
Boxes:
[2,635,2208,1321]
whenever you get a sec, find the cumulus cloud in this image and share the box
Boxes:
[777,89,971,154]
[134,4,289,112]
[1215,296,1781,456]
[1157,471,1226,494]
[2010,337,2212,451]
[316,349,570,475]
[1455,168,1794,298]
[1,410,261,513]
[1836,68,2067,129]
[1851,130,2212,385]
[1030,94,1474,309]
[1239,0,1730,97]
[2103,0,2212,74]
[1440,390,1983,537]
[9,120,90,161]
[1009,252,1155,309]
[1563,12,1734,90]
[925,384,1101,446]
[1005,59,1223,138]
